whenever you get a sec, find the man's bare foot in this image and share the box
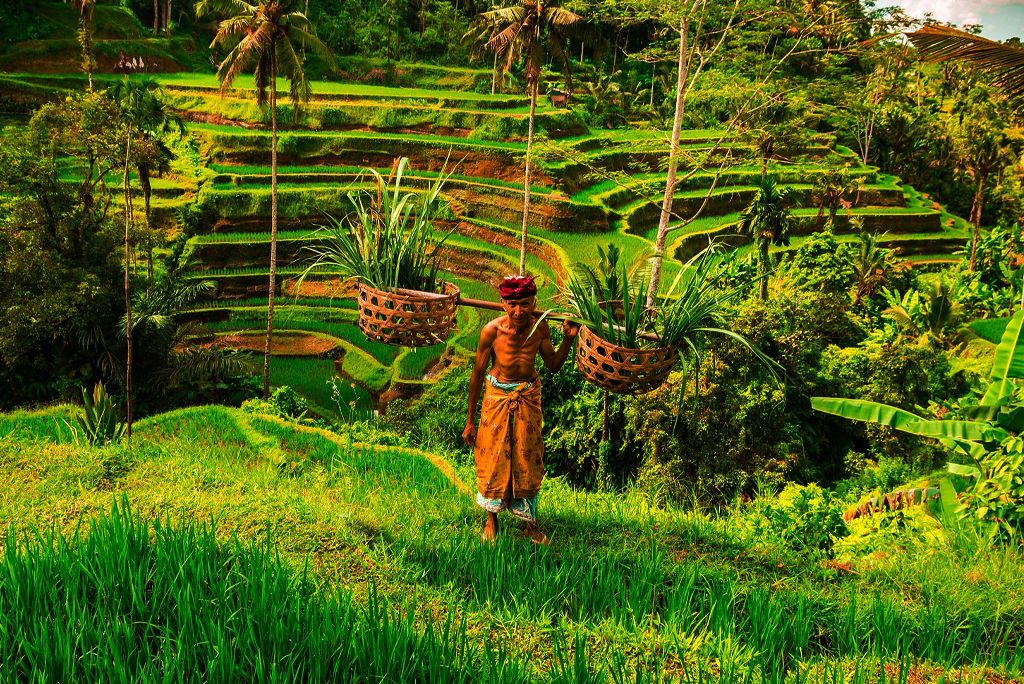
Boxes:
[517,523,550,546]
[481,512,499,543]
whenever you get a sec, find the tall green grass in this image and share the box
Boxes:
[1,405,1021,682]
[405,532,1023,671]
[269,356,373,420]
[0,500,493,683]
[971,316,1011,344]
[395,345,445,381]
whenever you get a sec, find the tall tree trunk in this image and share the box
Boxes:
[122,123,134,438]
[263,50,278,399]
[759,237,769,300]
[969,174,985,272]
[165,0,172,33]
[303,0,308,58]
[153,0,159,33]
[646,17,687,305]
[491,52,498,95]
[649,61,655,109]
[828,203,837,230]
[519,79,538,276]
[601,390,608,443]
[612,26,620,74]
[139,165,153,280]
[579,40,584,64]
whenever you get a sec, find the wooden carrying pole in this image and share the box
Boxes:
[388,288,665,343]
[454,295,665,344]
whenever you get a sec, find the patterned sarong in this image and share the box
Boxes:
[474,375,544,521]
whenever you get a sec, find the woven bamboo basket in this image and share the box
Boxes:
[575,324,678,395]
[357,282,460,347]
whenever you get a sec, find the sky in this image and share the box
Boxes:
[889,0,1024,40]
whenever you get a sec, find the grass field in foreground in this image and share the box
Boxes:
[0,404,1021,682]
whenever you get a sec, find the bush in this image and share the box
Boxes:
[958,435,1024,541]
[788,230,855,295]
[742,483,850,558]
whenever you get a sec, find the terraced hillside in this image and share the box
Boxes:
[0,70,971,412]
[0,404,1020,680]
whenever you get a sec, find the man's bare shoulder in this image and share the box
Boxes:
[479,317,503,342]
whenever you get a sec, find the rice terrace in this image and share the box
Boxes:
[3,0,1024,680]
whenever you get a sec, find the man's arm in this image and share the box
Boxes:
[538,319,580,372]
[463,323,497,447]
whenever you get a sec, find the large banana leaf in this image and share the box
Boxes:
[902,420,997,443]
[937,477,961,532]
[810,397,922,429]
[982,309,1024,405]
[811,399,994,458]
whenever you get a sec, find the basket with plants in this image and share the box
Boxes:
[563,244,774,395]
[300,157,459,347]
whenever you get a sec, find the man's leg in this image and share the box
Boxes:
[482,510,499,541]
[509,496,548,545]
[476,477,513,543]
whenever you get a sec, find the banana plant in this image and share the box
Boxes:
[812,309,1024,461]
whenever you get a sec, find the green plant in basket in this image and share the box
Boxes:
[299,157,454,294]
[564,243,778,363]
[565,244,652,349]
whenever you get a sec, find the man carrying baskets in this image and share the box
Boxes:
[462,276,580,545]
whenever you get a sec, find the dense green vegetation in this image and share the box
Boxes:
[1,405,1022,681]
[3,0,1024,678]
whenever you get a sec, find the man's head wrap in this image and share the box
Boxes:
[498,275,537,300]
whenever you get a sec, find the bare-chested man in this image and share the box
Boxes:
[462,276,579,544]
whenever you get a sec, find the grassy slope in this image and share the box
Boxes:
[0,404,1021,681]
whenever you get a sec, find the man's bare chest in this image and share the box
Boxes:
[492,333,542,359]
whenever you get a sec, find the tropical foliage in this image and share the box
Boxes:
[813,309,1024,539]
[738,175,796,300]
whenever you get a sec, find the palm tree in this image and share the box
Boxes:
[582,69,627,127]
[197,0,336,399]
[109,78,164,439]
[108,76,186,280]
[475,0,588,275]
[738,175,796,300]
[908,25,1024,106]
[71,0,97,90]
[907,26,1024,272]
[813,168,860,229]
[851,229,896,305]
[464,6,521,96]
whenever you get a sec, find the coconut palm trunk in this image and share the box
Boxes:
[491,52,498,95]
[263,52,279,399]
[970,174,985,272]
[139,165,154,279]
[519,77,538,276]
[759,238,770,300]
[646,17,687,305]
[122,123,134,438]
